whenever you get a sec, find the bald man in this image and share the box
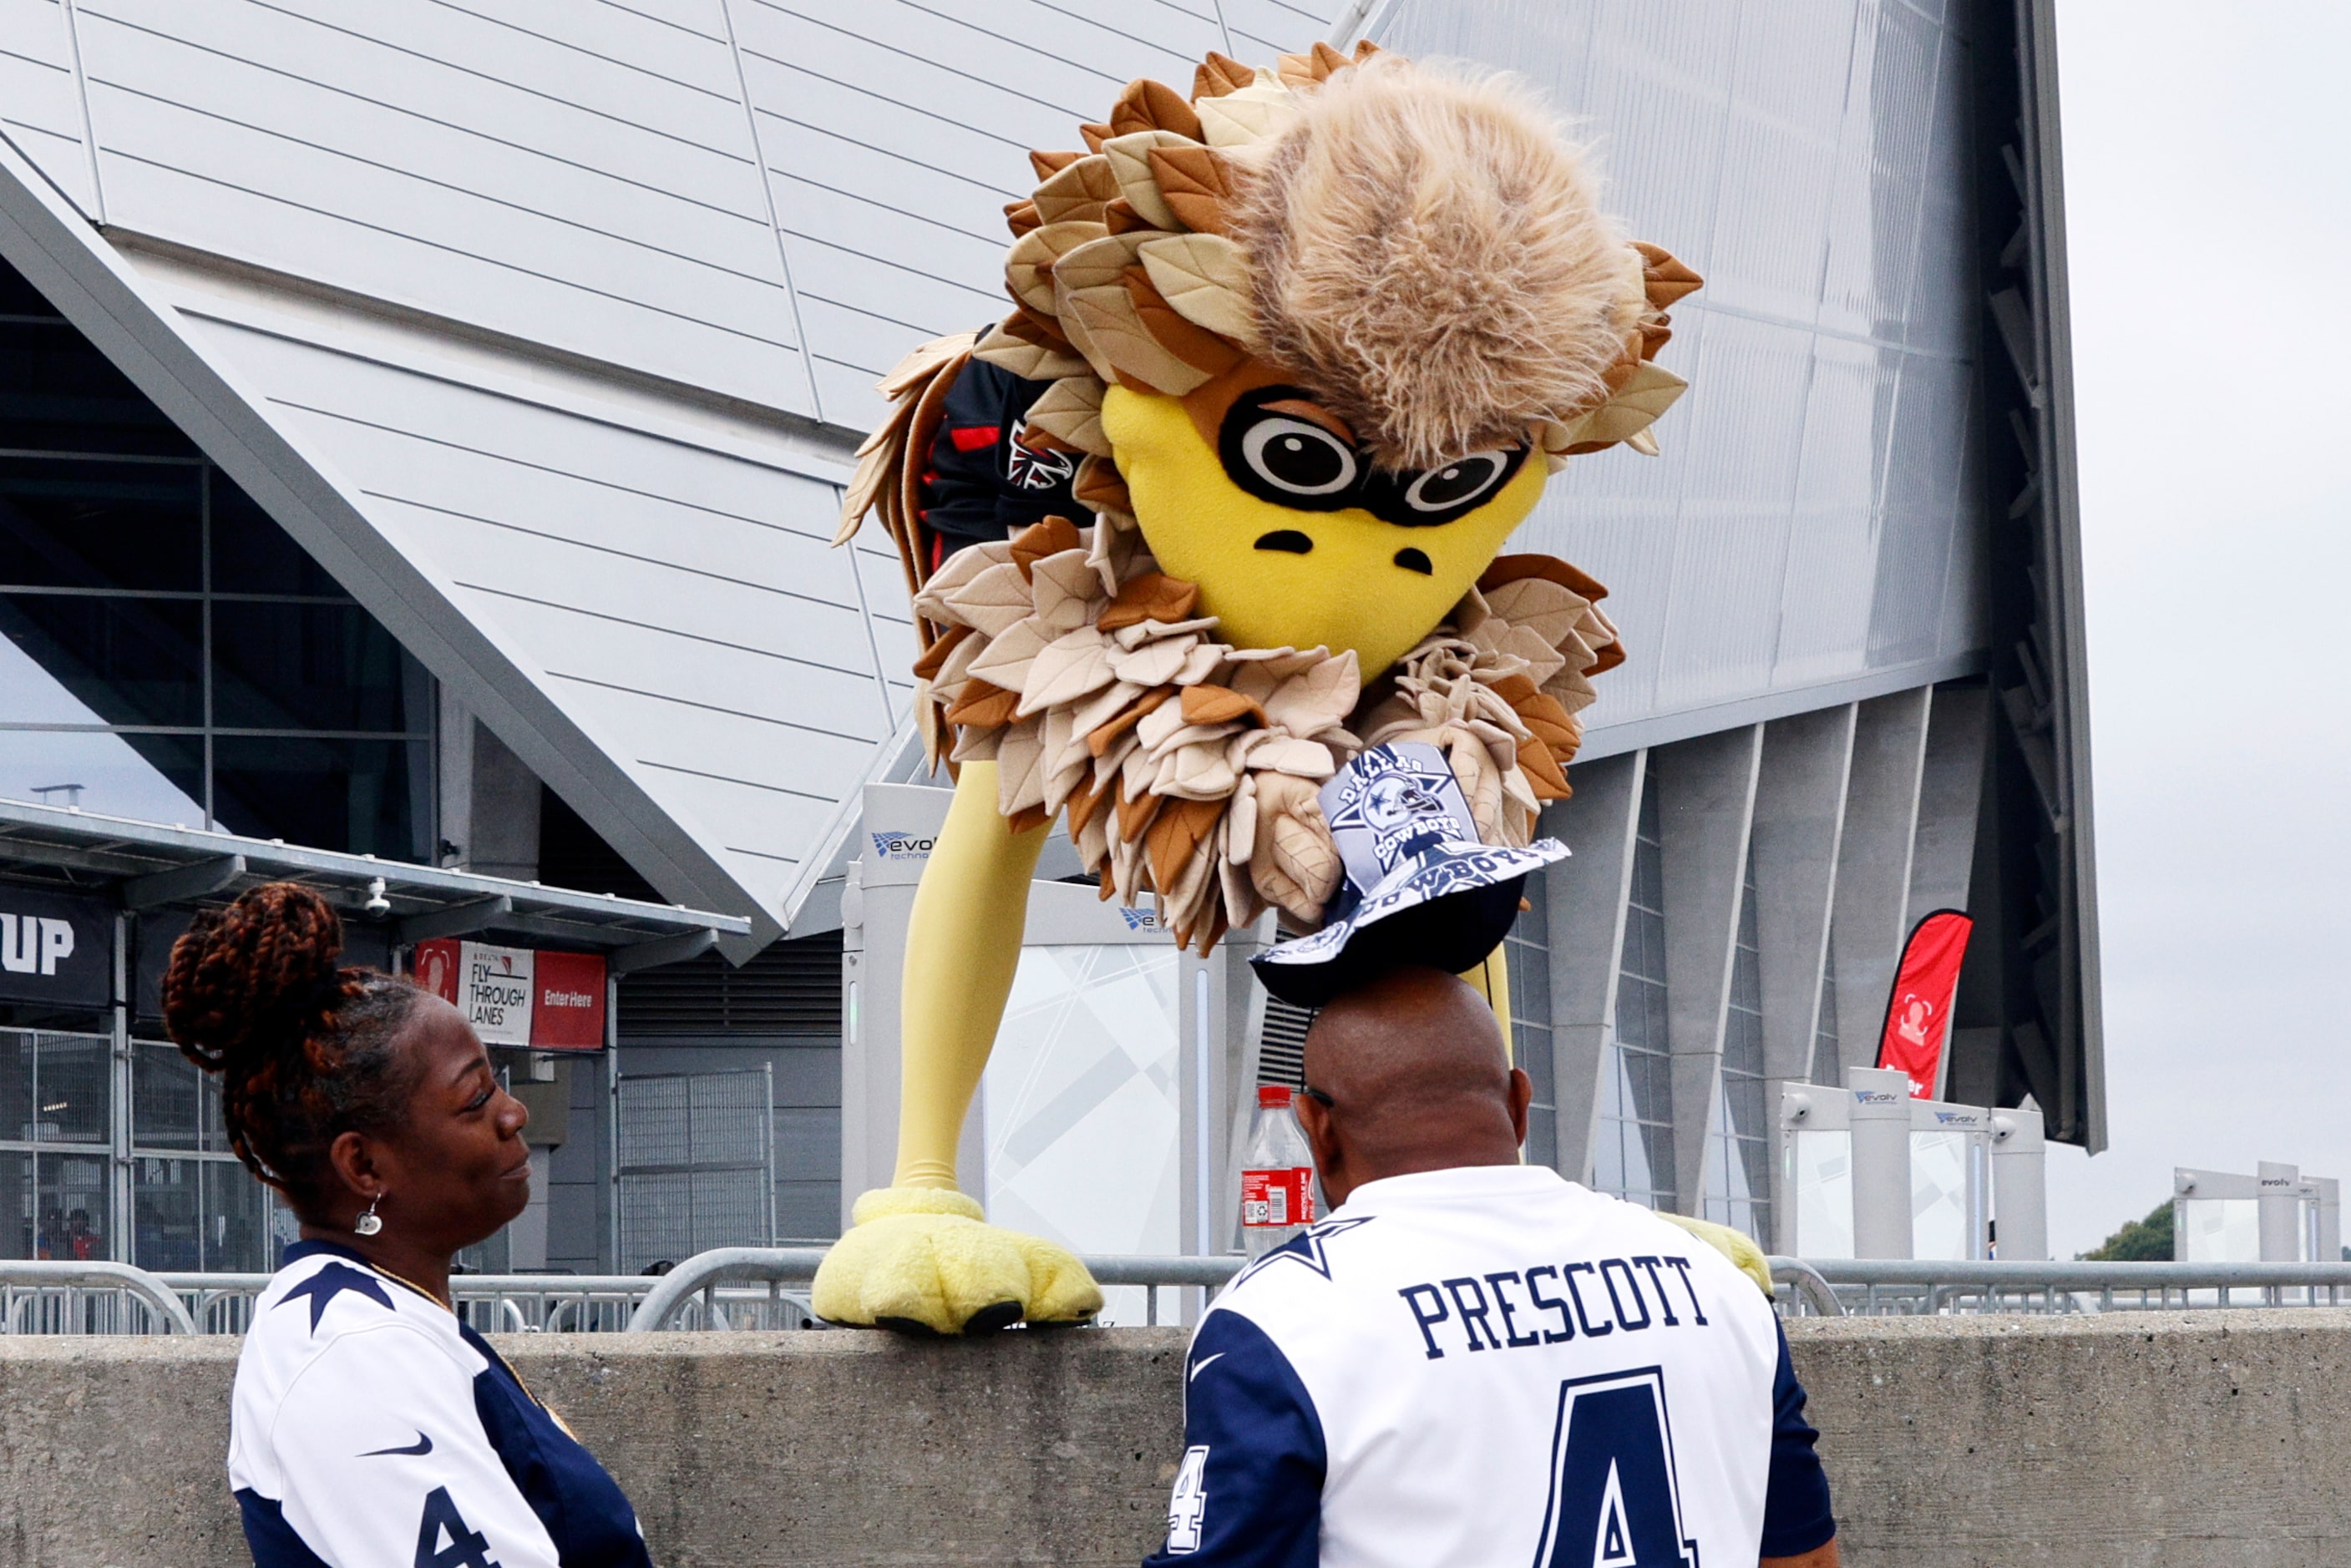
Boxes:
[1143,968,1837,1568]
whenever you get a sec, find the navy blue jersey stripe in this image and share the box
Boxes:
[1758,1320,1837,1558]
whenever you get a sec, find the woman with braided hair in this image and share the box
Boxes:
[168,882,651,1568]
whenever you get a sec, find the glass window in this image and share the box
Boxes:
[134,1041,236,1154]
[133,1156,273,1273]
[0,727,205,826]
[209,477,344,597]
[7,1151,111,1260]
[0,316,199,460]
[2,255,433,862]
[1705,849,1773,1245]
[212,604,420,731]
[211,735,428,859]
[0,594,204,726]
[1599,776,1675,1211]
[0,457,204,591]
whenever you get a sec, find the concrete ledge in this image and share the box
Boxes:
[7,1313,2351,1565]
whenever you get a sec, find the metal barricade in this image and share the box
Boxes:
[626,1248,1249,1332]
[1,1260,200,1333]
[1766,1257,2351,1316]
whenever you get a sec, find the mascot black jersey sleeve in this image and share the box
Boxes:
[228,1241,651,1568]
[1143,1166,1835,1567]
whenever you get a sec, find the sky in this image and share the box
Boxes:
[2044,0,2351,1257]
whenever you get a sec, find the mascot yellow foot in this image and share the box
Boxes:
[811,1187,1104,1334]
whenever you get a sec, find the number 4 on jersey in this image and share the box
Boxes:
[1532,1369,1698,1568]
[416,1486,500,1568]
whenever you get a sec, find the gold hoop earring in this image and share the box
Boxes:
[354,1192,385,1237]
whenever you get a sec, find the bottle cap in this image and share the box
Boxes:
[1257,1085,1294,1109]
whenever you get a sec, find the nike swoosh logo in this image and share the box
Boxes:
[359,1432,433,1458]
[1188,1353,1226,1381]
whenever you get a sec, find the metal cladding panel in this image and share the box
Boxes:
[58,0,816,415]
[1378,0,1994,744]
[0,0,94,214]
[166,304,898,922]
[728,0,1240,430]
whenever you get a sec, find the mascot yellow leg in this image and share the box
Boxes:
[811,762,1105,1333]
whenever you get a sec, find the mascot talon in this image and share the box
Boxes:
[811,1187,1103,1334]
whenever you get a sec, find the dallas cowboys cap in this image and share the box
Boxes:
[1249,741,1569,1009]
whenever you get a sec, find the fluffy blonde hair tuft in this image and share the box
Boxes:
[1230,56,1628,470]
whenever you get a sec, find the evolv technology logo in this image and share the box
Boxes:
[1117,906,1162,932]
[869,832,936,861]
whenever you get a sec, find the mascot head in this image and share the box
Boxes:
[977,44,1699,682]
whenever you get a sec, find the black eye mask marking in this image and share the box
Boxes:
[1217,386,1529,528]
[1255,530,1315,554]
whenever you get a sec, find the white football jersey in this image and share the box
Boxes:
[229,1241,650,1567]
[1146,1165,1833,1567]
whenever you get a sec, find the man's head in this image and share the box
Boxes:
[1295,966,1532,1206]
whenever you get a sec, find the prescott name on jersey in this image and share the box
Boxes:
[1145,1165,1835,1567]
[229,1240,651,1567]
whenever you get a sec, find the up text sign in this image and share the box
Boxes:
[0,889,111,1009]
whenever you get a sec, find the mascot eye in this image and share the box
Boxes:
[1401,450,1516,514]
[1239,417,1360,498]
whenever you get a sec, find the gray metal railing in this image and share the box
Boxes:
[1,1261,200,1334]
[23,1252,2351,1334]
[624,1248,1249,1332]
[1770,1258,2351,1316]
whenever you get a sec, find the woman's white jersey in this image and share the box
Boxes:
[1144,1164,1834,1567]
[228,1241,651,1567]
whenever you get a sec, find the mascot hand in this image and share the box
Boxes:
[1654,1210,1776,1298]
[810,1187,1103,1334]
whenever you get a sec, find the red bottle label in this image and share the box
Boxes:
[1241,1167,1317,1228]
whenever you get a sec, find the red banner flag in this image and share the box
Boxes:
[1876,908,1974,1097]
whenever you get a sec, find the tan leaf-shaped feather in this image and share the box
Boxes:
[875,331,976,401]
[1634,240,1705,308]
[833,430,894,546]
[1258,650,1360,733]
[1021,377,1112,458]
[1098,571,1199,631]
[1275,53,1316,90]
[946,561,1038,638]
[1006,220,1104,314]
[1180,685,1267,727]
[1557,362,1689,450]
[1062,281,1214,395]
[1102,129,1194,232]
[1034,155,1119,225]
[1030,149,1082,182]
[1110,78,1204,143]
[1198,82,1297,148]
[965,615,1055,692]
[1193,51,1254,99]
[972,324,1091,383]
[1246,734,1338,777]
[1004,198,1041,238]
[1072,453,1134,519]
[1122,267,1244,376]
[1137,234,1257,343]
[995,716,1050,816]
[1250,773,1339,926]
[1147,145,1237,236]
[1050,230,1155,296]
[1028,549,1102,632]
[946,679,1021,730]
[1481,577,1591,648]
[1308,40,1350,80]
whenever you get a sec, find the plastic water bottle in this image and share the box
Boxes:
[1240,1085,1318,1257]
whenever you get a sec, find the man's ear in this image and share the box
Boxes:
[1507,1066,1533,1148]
[1295,1095,1344,1183]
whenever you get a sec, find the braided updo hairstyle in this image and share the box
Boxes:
[164,882,426,1217]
